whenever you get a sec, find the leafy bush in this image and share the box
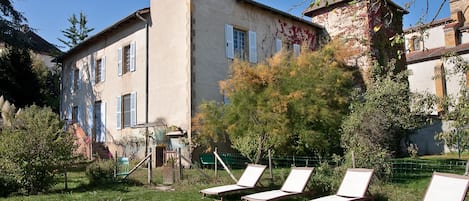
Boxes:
[85,160,116,185]
[0,105,75,194]
[0,173,19,197]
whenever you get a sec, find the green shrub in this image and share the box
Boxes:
[85,160,116,185]
[0,173,19,197]
[0,105,75,194]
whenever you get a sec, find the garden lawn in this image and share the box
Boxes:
[2,155,468,201]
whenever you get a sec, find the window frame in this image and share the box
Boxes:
[123,44,131,75]
[233,28,247,60]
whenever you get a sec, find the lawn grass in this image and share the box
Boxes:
[1,156,467,201]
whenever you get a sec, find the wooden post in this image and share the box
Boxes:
[215,147,218,178]
[268,149,273,180]
[148,147,152,185]
[352,151,356,168]
[214,151,238,183]
[114,151,118,178]
[178,148,182,180]
[465,159,469,176]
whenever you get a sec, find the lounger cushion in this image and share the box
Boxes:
[311,195,361,201]
[242,190,298,201]
[281,168,315,193]
[201,184,251,195]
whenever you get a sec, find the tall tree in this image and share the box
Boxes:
[193,42,356,163]
[0,47,41,108]
[0,0,30,48]
[58,12,94,49]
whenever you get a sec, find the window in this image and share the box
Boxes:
[72,106,78,123]
[233,29,246,60]
[95,58,105,83]
[122,94,131,128]
[410,36,422,51]
[225,24,257,63]
[73,68,79,91]
[118,42,136,76]
[123,45,131,74]
[116,92,136,129]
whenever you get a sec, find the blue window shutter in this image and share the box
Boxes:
[130,92,137,127]
[68,106,72,123]
[116,96,121,130]
[225,24,234,59]
[77,105,82,126]
[91,60,95,85]
[70,69,74,93]
[100,102,106,142]
[101,56,106,82]
[88,104,94,137]
[77,68,82,90]
[249,31,257,63]
[130,41,136,72]
[275,38,282,53]
[293,44,301,57]
[118,47,123,76]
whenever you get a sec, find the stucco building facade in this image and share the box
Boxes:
[60,0,321,161]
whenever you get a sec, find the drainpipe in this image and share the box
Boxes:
[136,11,150,157]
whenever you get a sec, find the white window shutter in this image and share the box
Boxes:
[225,24,234,59]
[130,92,137,127]
[116,96,121,130]
[101,56,106,82]
[91,60,95,85]
[130,41,136,72]
[118,47,123,76]
[249,31,257,63]
[100,102,106,142]
[88,104,94,137]
[276,38,282,53]
[293,44,301,57]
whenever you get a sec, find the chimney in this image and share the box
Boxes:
[444,11,463,48]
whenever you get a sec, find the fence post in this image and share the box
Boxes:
[148,147,152,185]
[178,148,182,180]
[352,151,356,168]
[268,149,273,180]
[215,147,218,178]
[465,159,469,176]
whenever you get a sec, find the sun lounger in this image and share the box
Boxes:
[241,167,314,201]
[310,168,374,201]
[200,164,267,200]
[423,172,469,201]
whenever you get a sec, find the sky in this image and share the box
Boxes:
[13,0,450,51]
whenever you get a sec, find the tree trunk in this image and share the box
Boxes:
[254,132,265,164]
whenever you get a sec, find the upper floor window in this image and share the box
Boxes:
[118,41,136,76]
[410,36,422,51]
[233,28,246,60]
[73,68,79,91]
[123,45,131,74]
[225,24,257,63]
[96,58,102,83]
[93,56,105,83]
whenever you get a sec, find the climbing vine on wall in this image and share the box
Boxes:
[276,19,317,50]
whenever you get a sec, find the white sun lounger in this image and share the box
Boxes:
[200,164,267,200]
[241,167,314,201]
[310,168,374,201]
[423,172,469,201]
